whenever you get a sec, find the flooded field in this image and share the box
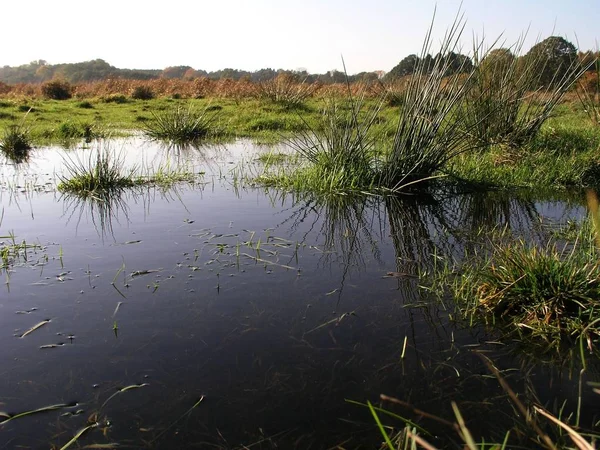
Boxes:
[0,139,598,449]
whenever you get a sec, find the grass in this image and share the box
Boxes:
[256,73,317,107]
[446,120,600,189]
[420,210,600,350]
[381,12,482,190]
[367,361,600,450]
[58,146,135,195]
[280,85,385,193]
[57,143,204,200]
[0,123,32,163]
[143,103,222,143]
[462,236,600,341]
[465,35,590,149]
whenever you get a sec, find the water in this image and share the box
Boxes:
[0,139,597,449]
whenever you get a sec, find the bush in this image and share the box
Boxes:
[102,94,129,104]
[131,86,154,100]
[41,80,73,100]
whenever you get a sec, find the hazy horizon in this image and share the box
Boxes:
[5,0,598,74]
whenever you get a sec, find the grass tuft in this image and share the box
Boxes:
[58,146,135,195]
[447,219,600,346]
[0,123,32,163]
[143,103,221,143]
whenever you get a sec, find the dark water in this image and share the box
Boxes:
[0,139,598,449]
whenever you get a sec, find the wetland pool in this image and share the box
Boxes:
[0,138,598,449]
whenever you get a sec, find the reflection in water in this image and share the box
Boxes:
[0,168,596,448]
[60,185,198,240]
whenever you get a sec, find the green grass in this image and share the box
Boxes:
[58,147,136,195]
[424,217,600,348]
[447,124,600,189]
[143,103,222,143]
[58,143,205,198]
[465,36,588,149]
[0,91,598,191]
[0,123,32,163]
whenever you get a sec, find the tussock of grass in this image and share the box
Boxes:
[257,73,317,107]
[449,220,600,345]
[381,13,481,190]
[0,123,32,163]
[143,103,221,143]
[58,147,135,195]
[283,90,384,193]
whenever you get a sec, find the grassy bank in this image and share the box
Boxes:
[0,92,598,190]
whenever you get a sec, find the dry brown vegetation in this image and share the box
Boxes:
[0,77,398,101]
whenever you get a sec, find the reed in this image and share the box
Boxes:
[465,36,591,148]
[381,12,481,191]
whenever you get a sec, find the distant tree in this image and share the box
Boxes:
[352,71,380,82]
[161,66,193,79]
[525,36,578,87]
[387,54,419,79]
[443,52,473,75]
[251,68,277,82]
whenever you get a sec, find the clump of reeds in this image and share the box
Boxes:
[143,103,220,143]
[257,73,318,107]
[284,84,385,193]
[58,146,135,195]
[55,120,103,143]
[465,36,591,148]
[381,13,481,190]
[0,123,32,163]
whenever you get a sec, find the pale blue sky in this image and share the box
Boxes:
[3,0,598,74]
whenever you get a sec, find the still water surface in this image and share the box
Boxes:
[0,139,596,449]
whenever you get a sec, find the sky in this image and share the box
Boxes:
[2,0,598,74]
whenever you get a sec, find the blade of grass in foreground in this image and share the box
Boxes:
[0,403,72,425]
[150,395,205,444]
[345,399,430,435]
[367,400,395,450]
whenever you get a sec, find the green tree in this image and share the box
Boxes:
[387,54,419,79]
[525,36,578,87]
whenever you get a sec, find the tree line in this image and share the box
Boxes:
[0,36,596,86]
